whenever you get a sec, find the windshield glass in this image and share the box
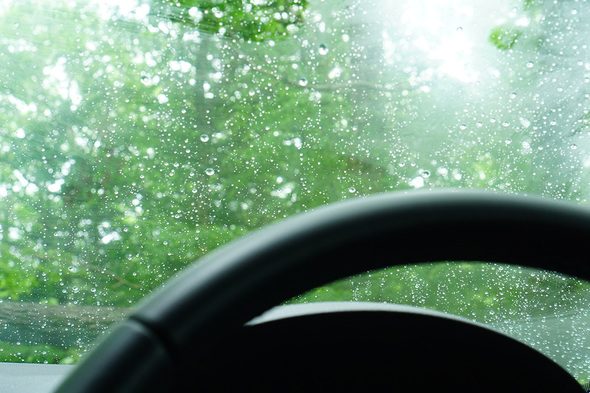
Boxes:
[1,0,590,386]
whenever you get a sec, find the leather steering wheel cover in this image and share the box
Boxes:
[56,190,590,392]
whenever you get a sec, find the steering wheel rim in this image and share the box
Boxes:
[55,190,590,392]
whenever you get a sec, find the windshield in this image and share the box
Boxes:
[1,0,590,386]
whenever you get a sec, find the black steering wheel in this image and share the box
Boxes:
[55,191,589,392]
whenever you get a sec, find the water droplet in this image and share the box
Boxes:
[519,118,531,128]
[318,43,329,55]
[420,170,431,178]
[502,121,510,127]
[328,66,342,79]
[526,61,534,68]
[456,26,463,32]
[157,94,168,104]
[298,77,308,87]
[505,139,512,145]
[409,176,425,189]
[348,187,356,193]
[510,92,517,99]
[200,134,210,142]
[571,144,578,150]
[205,168,215,176]
[459,124,467,130]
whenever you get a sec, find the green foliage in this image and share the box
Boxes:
[489,25,523,50]
[523,0,543,11]
[159,0,309,41]
[290,263,589,324]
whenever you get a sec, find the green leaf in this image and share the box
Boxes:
[489,25,523,50]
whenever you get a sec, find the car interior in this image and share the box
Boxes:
[1,0,590,392]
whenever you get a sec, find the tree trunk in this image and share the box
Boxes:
[0,301,131,348]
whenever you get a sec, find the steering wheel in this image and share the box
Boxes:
[55,191,589,392]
